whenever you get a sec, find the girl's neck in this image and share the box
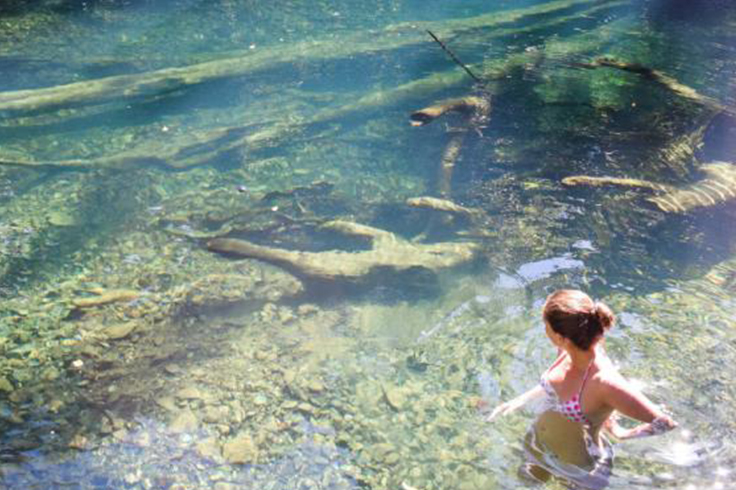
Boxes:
[565,343,597,372]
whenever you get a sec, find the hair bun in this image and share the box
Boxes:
[543,290,615,351]
[592,301,615,331]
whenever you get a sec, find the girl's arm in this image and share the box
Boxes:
[486,351,567,422]
[486,385,545,421]
[601,374,677,439]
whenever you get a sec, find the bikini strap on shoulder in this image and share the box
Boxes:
[578,361,594,398]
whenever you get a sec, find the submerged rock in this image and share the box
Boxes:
[175,386,203,401]
[0,376,14,393]
[101,322,137,340]
[381,383,407,411]
[47,210,76,227]
[169,410,198,433]
[222,433,259,464]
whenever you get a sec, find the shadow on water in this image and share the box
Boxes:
[0,168,153,293]
[644,0,735,24]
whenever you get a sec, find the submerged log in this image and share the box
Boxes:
[0,9,626,172]
[0,80,488,172]
[563,161,736,213]
[0,121,293,170]
[410,96,491,127]
[561,175,669,192]
[651,108,720,178]
[329,8,627,120]
[207,220,478,282]
[437,133,466,198]
[406,196,481,217]
[651,162,736,213]
[0,0,604,116]
[569,57,726,178]
[72,289,140,309]
[0,71,475,170]
[411,96,491,197]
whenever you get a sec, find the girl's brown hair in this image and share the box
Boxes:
[543,290,615,351]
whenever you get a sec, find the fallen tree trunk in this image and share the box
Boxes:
[207,220,478,282]
[0,10,629,171]
[0,0,617,116]
[0,121,291,170]
[0,9,632,170]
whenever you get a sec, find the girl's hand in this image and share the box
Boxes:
[602,412,629,439]
[486,400,520,421]
[485,385,545,422]
[617,415,678,440]
[603,410,677,440]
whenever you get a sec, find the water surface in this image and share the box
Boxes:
[0,1,735,489]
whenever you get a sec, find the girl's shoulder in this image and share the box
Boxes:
[590,355,629,390]
[590,363,647,408]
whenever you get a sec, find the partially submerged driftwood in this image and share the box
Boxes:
[207,220,478,282]
[563,161,736,213]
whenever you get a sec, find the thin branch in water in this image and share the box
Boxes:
[426,30,483,85]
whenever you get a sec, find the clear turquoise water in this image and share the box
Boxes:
[0,1,735,489]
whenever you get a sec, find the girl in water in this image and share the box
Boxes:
[487,289,677,487]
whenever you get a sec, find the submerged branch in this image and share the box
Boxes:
[207,220,478,282]
[0,122,289,170]
[426,30,483,84]
[574,57,734,115]
[410,96,490,196]
[562,175,671,192]
[563,162,736,213]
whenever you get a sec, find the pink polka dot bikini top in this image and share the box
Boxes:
[540,362,593,425]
